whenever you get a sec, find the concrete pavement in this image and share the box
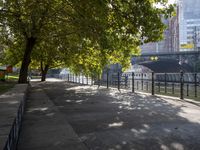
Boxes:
[17,80,200,150]
[43,81,200,150]
[0,84,28,150]
[17,82,88,150]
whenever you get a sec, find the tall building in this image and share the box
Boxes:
[178,0,200,51]
[141,19,171,54]
[168,7,179,52]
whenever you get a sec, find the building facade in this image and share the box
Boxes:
[141,19,171,54]
[178,0,200,51]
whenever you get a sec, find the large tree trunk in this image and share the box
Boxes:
[18,37,36,83]
[41,63,49,82]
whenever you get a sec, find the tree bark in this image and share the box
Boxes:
[18,37,36,83]
[41,64,49,82]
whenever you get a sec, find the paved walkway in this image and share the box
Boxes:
[0,84,28,150]
[18,80,200,150]
[17,82,88,150]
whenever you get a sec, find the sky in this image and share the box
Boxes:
[155,0,176,8]
[168,0,176,4]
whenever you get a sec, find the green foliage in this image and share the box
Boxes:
[0,0,174,77]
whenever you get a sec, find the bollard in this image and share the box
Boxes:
[132,72,134,93]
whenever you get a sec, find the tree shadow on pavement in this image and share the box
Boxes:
[42,82,200,150]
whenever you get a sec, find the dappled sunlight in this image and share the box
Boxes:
[106,87,200,125]
[108,122,124,128]
[46,112,55,117]
[0,100,19,105]
[6,101,19,105]
[170,143,184,150]
[178,109,200,124]
[42,81,200,150]
[65,100,73,102]
[27,107,48,113]
[66,85,98,95]
[0,93,23,98]
[131,128,147,135]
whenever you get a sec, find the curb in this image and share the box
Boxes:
[0,84,29,150]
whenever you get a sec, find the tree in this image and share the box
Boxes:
[31,38,65,81]
[0,0,174,83]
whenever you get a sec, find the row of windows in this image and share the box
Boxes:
[187,20,200,25]
[187,26,200,30]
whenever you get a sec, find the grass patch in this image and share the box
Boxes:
[0,81,16,94]
[7,75,19,81]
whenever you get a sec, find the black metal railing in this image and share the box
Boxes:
[63,72,200,100]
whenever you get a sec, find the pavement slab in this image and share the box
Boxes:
[42,81,200,150]
[0,84,28,150]
[17,82,88,150]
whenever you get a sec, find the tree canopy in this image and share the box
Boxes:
[0,0,174,83]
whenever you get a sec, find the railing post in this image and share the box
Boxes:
[118,72,120,90]
[125,74,128,88]
[107,72,109,89]
[186,84,189,96]
[98,74,100,87]
[180,71,184,99]
[164,73,167,93]
[79,74,81,83]
[172,83,174,94]
[82,74,84,84]
[74,75,76,83]
[67,74,69,82]
[152,72,155,95]
[146,82,148,91]
[87,75,88,85]
[194,73,197,97]
[132,72,134,93]
[141,73,143,90]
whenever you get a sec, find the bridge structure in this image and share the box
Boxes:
[132,50,200,72]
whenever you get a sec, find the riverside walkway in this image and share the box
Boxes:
[17,79,200,150]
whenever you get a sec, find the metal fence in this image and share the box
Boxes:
[64,72,200,100]
[4,89,27,150]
